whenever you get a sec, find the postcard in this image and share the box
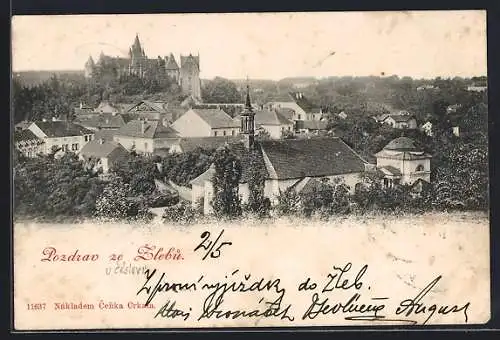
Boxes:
[11,11,489,330]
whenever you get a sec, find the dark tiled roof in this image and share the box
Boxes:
[384,137,419,151]
[178,136,242,153]
[14,129,43,142]
[75,113,126,129]
[191,109,240,129]
[260,137,367,179]
[115,120,179,139]
[34,121,94,137]
[80,140,128,159]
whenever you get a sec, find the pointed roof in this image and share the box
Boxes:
[80,140,128,159]
[165,53,179,70]
[180,54,200,70]
[85,55,95,67]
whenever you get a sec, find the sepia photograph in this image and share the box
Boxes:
[11,11,490,330]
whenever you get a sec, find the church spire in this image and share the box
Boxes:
[240,78,255,150]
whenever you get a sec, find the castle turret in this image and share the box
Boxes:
[240,83,255,150]
[180,53,201,100]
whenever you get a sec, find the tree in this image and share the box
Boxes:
[94,175,149,220]
[202,77,241,103]
[13,152,104,219]
[244,150,271,218]
[110,153,159,196]
[211,146,242,218]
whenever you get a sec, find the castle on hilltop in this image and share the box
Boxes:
[84,34,201,100]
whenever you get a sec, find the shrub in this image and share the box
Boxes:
[162,201,199,225]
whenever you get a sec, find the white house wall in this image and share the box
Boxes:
[212,127,240,137]
[171,110,212,137]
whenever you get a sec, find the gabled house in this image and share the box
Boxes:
[113,119,180,155]
[381,112,418,129]
[234,109,294,139]
[184,86,370,215]
[171,108,240,137]
[14,129,44,158]
[374,137,431,188]
[190,137,369,215]
[125,100,170,121]
[79,139,129,173]
[27,121,95,155]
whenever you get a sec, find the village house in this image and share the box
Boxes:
[467,85,487,92]
[374,137,431,188]
[14,129,44,158]
[171,108,240,137]
[27,120,95,155]
[124,100,176,123]
[266,92,323,122]
[185,86,369,215]
[234,109,294,139]
[113,119,180,155]
[381,112,418,129]
[420,121,433,136]
[78,139,129,173]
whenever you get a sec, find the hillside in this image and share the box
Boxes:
[13,70,85,87]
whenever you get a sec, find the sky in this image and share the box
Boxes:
[11,11,487,80]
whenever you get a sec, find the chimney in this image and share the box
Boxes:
[99,138,104,145]
[80,102,83,109]
[52,117,57,122]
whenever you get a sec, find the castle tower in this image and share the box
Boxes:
[130,34,146,76]
[180,53,201,100]
[84,55,95,78]
[240,83,255,150]
[165,53,180,82]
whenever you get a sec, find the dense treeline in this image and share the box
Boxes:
[13,75,489,223]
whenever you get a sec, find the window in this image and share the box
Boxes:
[415,164,425,172]
[223,130,226,136]
[84,136,88,142]
[71,143,79,151]
[298,114,302,120]
[214,131,218,137]
[144,142,148,150]
[383,178,389,188]
[231,130,235,136]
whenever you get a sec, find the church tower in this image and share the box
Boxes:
[240,83,255,150]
